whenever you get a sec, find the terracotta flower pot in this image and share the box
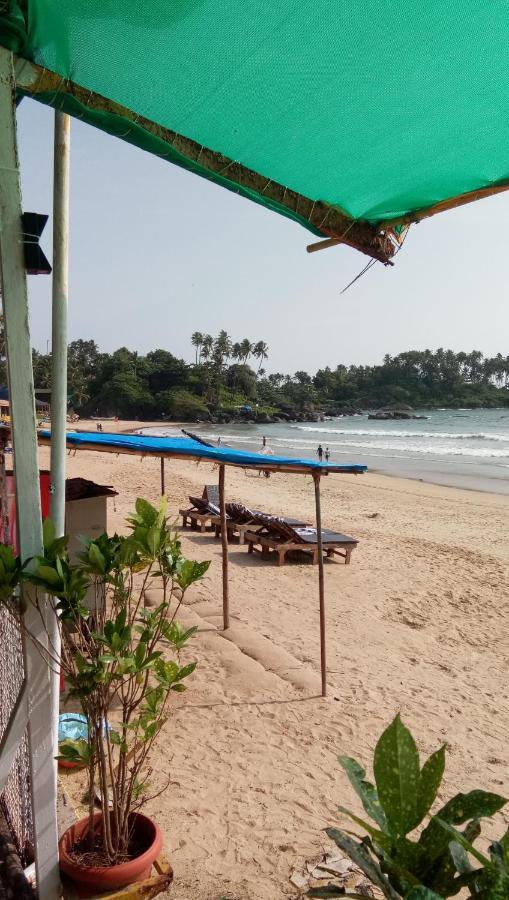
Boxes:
[59,811,162,898]
[58,758,85,770]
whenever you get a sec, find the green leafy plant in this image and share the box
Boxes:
[11,497,210,867]
[311,715,507,900]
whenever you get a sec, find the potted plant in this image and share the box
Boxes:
[20,497,209,897]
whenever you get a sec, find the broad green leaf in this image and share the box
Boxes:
[337,805,391,851]
[42,518,56,551]
[134,642,146,669]
[416,746,445,823]
[176,559,210,590]
[135,498,158,526]
[463,818,482,844]
[339,756,387,829]
[435,820,491,867]
[88,542,106,574]
[306,887,346,898]
[499,828,509,865]
[373,715,420,837]
[473,868,509,900]
[156,496,168,527]
[146,525,161,557]
[177,661,197,680]
[405,888,444,900]
[115,607,127,634]
[449,841,474,875]
[325,828,400,900]
[439,791,507,826]
[36,564,61,586]
[419,792,505,864]
[490,842,508,873]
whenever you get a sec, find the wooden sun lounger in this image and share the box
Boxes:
[212,503,311,545]
[180,487,220,532]
[179,508,217,532]
[211,516,256,544]
[243,515,358,566]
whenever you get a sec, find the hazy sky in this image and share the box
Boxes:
[17,97,509,375]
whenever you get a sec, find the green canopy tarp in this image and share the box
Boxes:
[2,1,509,262]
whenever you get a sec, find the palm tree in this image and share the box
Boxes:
[231,342,243,362]
[214,330,232,369]
[191,332,204,365]
[201,334,214,361]
[252,340,269,374]
[239,338,252,365]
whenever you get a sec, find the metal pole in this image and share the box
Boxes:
[160,456,165,494]
[50,110,70,533]
[49,110,70,764]
[313,472,327,697]
[0,48,60,898]
[219,464,229,630]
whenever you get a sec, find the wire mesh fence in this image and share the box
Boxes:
[0,602,34,866]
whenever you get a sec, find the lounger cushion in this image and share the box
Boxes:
[294,527,358,544]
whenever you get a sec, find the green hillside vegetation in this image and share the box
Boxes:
[25,335,509,422]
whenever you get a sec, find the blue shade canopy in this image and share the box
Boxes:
[39,430,367,475]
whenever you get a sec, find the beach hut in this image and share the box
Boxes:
[2,4,509,894]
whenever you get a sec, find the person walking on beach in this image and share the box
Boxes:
[325,447,330,462]
[317,444,323,462]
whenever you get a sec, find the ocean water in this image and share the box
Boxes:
[144,409,509,494]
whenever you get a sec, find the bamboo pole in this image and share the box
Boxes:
[160,457,165,495]
[219,465,229,630]
[313,472,327,697]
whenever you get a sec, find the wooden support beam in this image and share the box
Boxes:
[219,465,229,630]
[306,236,342,253]
[13,56,397,265]
[313,472,327,697]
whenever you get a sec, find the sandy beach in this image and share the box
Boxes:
[51,421,509,899]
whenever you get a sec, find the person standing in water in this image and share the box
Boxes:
[317,444,323,462]
[325,447,330,462]
[262,436,267,448]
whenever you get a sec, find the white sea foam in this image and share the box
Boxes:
[291,426,509,442]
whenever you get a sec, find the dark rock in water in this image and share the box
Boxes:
[331,406,363,416]
[369,409,424,420]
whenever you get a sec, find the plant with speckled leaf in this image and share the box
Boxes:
[309,715,507,899]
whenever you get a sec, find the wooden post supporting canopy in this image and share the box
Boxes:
[0,47,60,899]
[313,471,327,697]
[219,464,229,630]
[160,456,165,495]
